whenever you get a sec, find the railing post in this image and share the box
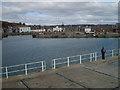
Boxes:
[5,67,8,79]
[25,64,28,75]
[112,50,114,57]
[93,53,94,60]
[80,55,82,64]
[118,49,120,55]
[53,59,56,69]
[93,53,95,60]
[44,61,46,71]
[41,61,44,71]
[90,53,92,62]
[67,57,70,67]
[95,52,97,61]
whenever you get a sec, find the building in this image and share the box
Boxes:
[30,25,41,30]
[84,26,95,34]
[30,29,46,32]
[18,26,46,33]
[19,27,31,33]
[53,26,63,32]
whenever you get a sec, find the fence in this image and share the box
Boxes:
[52,49,120,69]
[0,61,46,78]
[0,49,120,79]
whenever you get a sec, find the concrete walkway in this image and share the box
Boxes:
[1,56,119,89]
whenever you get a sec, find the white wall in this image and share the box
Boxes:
[85,27,91,33]
[19,27,31,33]
[53,26,62,32]
[19,27,46,33]
[30,29,46,32]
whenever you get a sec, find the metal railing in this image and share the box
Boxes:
[52,49,120,69]
[0,61,46,78]
[0,49,120,79]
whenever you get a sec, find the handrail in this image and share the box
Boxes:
[0,61,46,78]
[1,61,43,68]
[52,49,120,69]
[1,49,120,79]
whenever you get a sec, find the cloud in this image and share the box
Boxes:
[1,2,118,25]
[2,0,95,2]
[2,0,119,2]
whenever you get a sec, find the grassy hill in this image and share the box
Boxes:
[0,21,24,28]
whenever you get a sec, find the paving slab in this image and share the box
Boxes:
[81,56,119,78]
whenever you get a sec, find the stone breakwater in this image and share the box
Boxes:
[33,32,120,38]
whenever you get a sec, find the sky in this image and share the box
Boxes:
[1,0,119,25]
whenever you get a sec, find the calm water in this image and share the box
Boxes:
[2,35,118,68]
[0,40,2,67]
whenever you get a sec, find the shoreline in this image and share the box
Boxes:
[2,32,120,39]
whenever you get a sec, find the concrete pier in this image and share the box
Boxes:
[1,56,119,89]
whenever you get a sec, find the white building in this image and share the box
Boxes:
[19,27,31,33]
[53,26,62,32]
[30,29,46,32]
[19,26,46,33]
[85,27,94,34]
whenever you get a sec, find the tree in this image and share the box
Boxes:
[23,23,26,25]
[19,22,22,25]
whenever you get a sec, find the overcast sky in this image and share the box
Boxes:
[1,0,119,25]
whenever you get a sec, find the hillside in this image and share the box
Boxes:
[0,21,24,28]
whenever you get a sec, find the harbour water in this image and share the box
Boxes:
[2,36,118,68]
[0,40,2,67]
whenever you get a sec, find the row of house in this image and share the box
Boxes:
[3,22,119,34]
[17,26,63,33]
[19,27,46,33]
[15,25,93,34]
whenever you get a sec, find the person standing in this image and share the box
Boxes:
[101,47,106,59]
